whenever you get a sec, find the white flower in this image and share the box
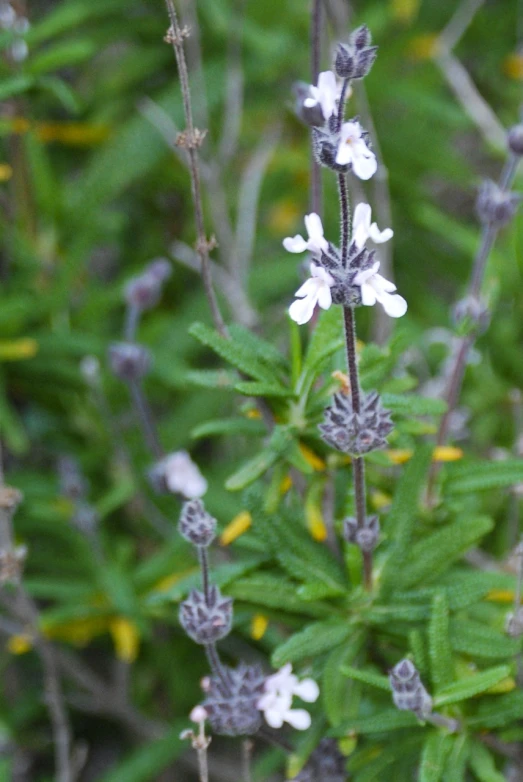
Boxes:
[353,262,407,318]
[164,451,208,499]
[352,203,393,250]
[336,121,377,180]
[289,263,334,325]
[283,212,328,256]
[303,70,342,121]
[257,664,319,731]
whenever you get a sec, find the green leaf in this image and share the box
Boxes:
[428,591,454,692]
[433,666,510,706]
[29,39,97,75]
[99,726,184,782]
[271,619,352,667]
[468,691,523,729]
[234,380,295,397]
[341,665,391,692]
[191,417,265,439]
[225,449,279,491]
[227,575,332,617]
[445,459,523,495]
[0,75,34,101]
[183,368,238,389]
[396,516,494,589]
[382,393,447,417]
[420,733,453,782]
[443,735,471,782]
[468,741,505,782]
[323,631,366,727]
[302,306,344,377]
[190,321,283,384]
[228,324,288,373]
[381,444,433,589]
[332,709,419,736]
[449,619,519,659]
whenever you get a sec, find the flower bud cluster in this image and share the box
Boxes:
[178,499,216,547]
[334,25,378,80]
[312,121,374,175]
[124,258,171,312]
[343,514,380,552]
[291,738,347,782]
[389,659,433,720]
[476,180,520,228]
[179,586,233,645]
[108,342,151,381]
[202,663,266,736]
[319,390,393,455]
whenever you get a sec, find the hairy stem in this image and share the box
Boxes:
[198,547,228,686]
[164,0,228,337]
[338,174,350,267]
[310,0,322,214]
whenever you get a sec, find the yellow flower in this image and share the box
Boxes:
[299,443,326,471]
[220,511,252,545]
[250,614,269,641]
[0,338,38,361]
[110,617,140,663]
[7,634,32,655]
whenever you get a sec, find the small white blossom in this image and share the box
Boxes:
[257,664,319,731]
[283,212,328,256]
[289,263,334,325]
[190,705,208,724]
[164,451,208,499]
[336,121,377,180]
[303,70,344,121]
[354,261,407,318]
[352,203,393,250]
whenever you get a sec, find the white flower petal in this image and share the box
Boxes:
[368,224,393,244]
[304,212,324,241]
[379,292,408,318]
[352,203,372,248]
[360,283,377,306]
[293,679,320,703]
[316,70,338,118]
[283,235,308,253]
[335,142,353,167]
[372,273,396,293]
[285,708,312,730]
[352,148,377,180]
[303,96,317,108]
[289,295,317,325]
[354,262,380,286]
[264,708,285,729]
[316,284,332,310]
[293,277,320,299]
[310,264,334,285]
[341,121,362,141]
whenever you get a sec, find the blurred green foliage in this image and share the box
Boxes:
[1,0,523,779]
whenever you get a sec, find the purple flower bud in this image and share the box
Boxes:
[334,44,355,79]
[452,295,490,335]
[147,258,172,283]
[508,124,523,156]
[389,659,433,719]
[320,391,393,455]
[476,180,520,227]
[343,515,380,552]
[108,342,151,381]
[351,25,372,51]
[203,663,265,736]
[180,586,233,644]
[179,499,216,547]
[291,739,346,782]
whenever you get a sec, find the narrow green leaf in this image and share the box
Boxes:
[228,324,288,373]
[381,444,433,589]
[99,726,184,782]
[225,449,279,491]
[0,75,34,101]
[382,393,447,417]
[433,665,511,706]
[397,516,494,589]
[443,735,471,782]
[302,306,343,377]
[331,709,419,736]
[468,690,523,729]
[271,619,352,667]
[227,575,332,617]
[341,665,391,692]
[323,631,366,727]
[234,380,295,397]
[445,459,523,495]
[190,321,282,383]
[468,741,505,782]
[191,417,265,439]
[428,591,454,692]
[420,733,453,782]
[449,620,519,659]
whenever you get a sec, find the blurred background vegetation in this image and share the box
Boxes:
[1,0,523,779]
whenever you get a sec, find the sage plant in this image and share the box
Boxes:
[287,27,407,587]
